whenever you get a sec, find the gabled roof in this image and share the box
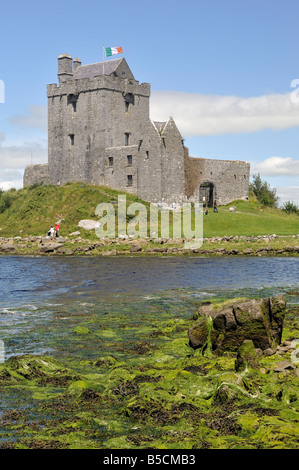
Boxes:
[73,58,134,80]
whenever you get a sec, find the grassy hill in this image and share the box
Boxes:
[0,183,150,239]
[0,183,298,240]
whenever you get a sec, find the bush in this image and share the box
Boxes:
[249,174,279,208]
[0,192,12,213]
[282,201,298,214]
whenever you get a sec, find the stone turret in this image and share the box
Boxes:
[73,58,82,72]
[58,54,73,83]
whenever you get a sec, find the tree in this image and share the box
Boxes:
[249,174,279,208]
[282,201,298,214]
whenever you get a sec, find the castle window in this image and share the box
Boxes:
[69,134,75,146]
[127,175,133,186]
[244,175,246,179]
[138,140,142,151]
[162,138,166,147]
[124,93,134,113]
[127,155,132,166]
[67,94,78,112]
[145,151,149,159]
[108,156,114,167]
[125,133,130,146]
[234,174,237,179]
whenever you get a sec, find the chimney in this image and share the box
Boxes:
[73,58,82,72]
[58,54,73,84]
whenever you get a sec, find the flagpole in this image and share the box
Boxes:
[103,45,105,74]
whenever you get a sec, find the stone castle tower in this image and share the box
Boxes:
[24,53,250,206]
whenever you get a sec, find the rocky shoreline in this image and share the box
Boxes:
[0,233,299,257]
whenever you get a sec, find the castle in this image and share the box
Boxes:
[24,54,250,206]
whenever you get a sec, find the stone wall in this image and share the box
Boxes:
[184,148,250,206]
[23,164,50,186]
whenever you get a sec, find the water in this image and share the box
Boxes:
[0,255,298,305]
[0,255,298,361]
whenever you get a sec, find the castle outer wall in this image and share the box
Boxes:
[184,148,250,206]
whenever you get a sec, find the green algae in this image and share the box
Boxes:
[0,296,298,449]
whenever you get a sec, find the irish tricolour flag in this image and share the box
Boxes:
[105,46,123,57]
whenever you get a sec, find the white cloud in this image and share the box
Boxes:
[0,136,47,189]
[0,140,47,170]
[275,186,299,206]
[252,156,299,177]
[0,169,24,190]
[151,91,299,137]
[8,105,47,132]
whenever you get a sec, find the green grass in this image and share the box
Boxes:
[0,183,150,238]
[202,199,299,237]
[0,184,298,239]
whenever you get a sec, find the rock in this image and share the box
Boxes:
[188,317,212,351]
[101,249,117,256]
[273,360,296,374]
[74,326,91,335]
[0,243,17,253]
[263,348,276,356]
[78,220,101,231]
[235,340,259,372]
[229,206,236,212]
[0,354,79,385]
[40,243,64,253]
[188,295,286,354]
[130,243,142,252]
[69,231,81,236]
[243,248,253,255]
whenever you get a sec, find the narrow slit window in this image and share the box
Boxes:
[125,133,130,146]
[145,151,149,159]
[69,134,75,146]
[127,155,132,166]
[108,156,114,167]
[127,175,133,186]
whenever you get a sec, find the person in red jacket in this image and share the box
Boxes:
[55,223,60,237]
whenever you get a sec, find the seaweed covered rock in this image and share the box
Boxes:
[0,355,79,385]
[188,295,286,354]
[235,340,259,372]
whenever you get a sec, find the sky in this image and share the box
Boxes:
[1,0,299,206]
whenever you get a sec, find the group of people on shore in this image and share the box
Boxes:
[205,200,218,215]
[47,223,60,239]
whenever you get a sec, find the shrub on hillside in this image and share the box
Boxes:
[0,192,12,213]
[249,174,279,208]
[282,201,298,214]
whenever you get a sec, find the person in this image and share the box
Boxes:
[57,179,61,186]
[213,200,218,213]
[205,205,209,215]
[55,223,60,237]
[47,226,55,239]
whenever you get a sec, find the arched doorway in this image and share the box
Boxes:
[199,182,214,207]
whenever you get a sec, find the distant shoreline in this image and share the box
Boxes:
[0,234,298,257]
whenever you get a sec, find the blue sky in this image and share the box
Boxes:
[1,0,299,205]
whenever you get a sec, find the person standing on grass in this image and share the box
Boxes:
[48,226,55,239]
[213,200,218,213]
[55,223,60,237]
